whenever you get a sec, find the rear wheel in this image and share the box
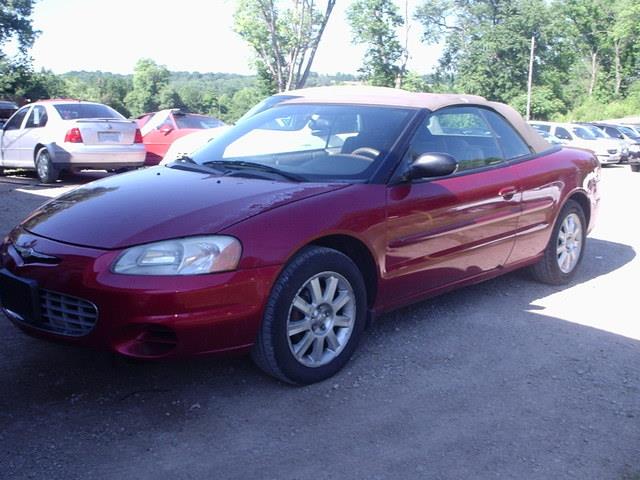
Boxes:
[252,246,367,385]
[530,199,586,285]
[35,148,59,184]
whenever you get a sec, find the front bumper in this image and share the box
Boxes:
[0,230,280,358]
[595,152,621,164]
[628,149,640,165]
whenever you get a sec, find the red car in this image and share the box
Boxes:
[0,87,600,384]
[136,109,225,165]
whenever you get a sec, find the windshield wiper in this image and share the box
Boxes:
[204,160,304,182]
[168,156,225,174]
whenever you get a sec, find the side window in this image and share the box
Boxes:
[555,127,572,140]
[3,107,29,131]
[482,110,531,159]
[605,126,622,139]
[25,106,48,128]
[406,106,504,173]
[532,124,550,133]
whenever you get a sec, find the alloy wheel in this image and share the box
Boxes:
[37,151,50,181]
[556,212,583,273]
[286,271,356,368]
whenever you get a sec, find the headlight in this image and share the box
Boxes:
[112,236,242,275]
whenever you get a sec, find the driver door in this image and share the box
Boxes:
[381,106,524,308]
[1,106,30,166]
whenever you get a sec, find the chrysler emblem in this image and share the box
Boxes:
[14,244,59,264]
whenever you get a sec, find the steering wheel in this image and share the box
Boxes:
[350,147,381,160]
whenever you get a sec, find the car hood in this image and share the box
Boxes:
[22,167,347,250]
[569,138,619,153]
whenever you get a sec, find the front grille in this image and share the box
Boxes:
[608,149,618,154]
[39,289,98,336]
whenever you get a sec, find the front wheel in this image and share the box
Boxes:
[530,199,586,285]
[631,164,640,173]
[35,148,59,184]
[252,246,367,385]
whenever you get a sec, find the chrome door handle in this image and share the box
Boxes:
[499,187,518,200]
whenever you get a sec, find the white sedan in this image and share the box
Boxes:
[0,100,145,183]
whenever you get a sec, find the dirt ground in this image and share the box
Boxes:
[0,166,639,479]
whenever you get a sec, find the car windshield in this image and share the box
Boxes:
[572,126,597,140]
[191,103,414,182]
[236,95,298,124]
[54,103,123,120]
[174,114,225,129]
[618,126,640,139]
[583,125,607,138]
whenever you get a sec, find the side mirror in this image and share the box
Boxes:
[405,152,458,180]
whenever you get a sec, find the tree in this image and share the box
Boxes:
[347,0,406,87]
[0,0,39,98]
[234,0,336,92]
[415,0,575,115]
[157,85,186,111]
[124,59,171,116]
[561,0,612,97]
[222,87,266,123]
[607,0,640,96]
[0,0,37,54]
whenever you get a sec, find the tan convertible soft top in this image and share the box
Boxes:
[282,86,551,154]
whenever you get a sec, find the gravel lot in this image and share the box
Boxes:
[1,166,639,479]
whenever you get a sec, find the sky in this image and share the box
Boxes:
[28,0,443,76]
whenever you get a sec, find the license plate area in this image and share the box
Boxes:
[0,269,40,323]
[98,132,121,143]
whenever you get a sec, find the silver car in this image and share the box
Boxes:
[529,121,622,165]
[577,123,630,162]
[0,100,145,183]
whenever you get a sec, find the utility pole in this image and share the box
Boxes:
[526,35,535,121]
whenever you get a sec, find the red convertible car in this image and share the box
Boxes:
[136,109,225,165]
[0,87,600,384]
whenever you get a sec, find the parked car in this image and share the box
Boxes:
[590,123,640,172]
[619,123,640,136]
[528,123,565,145]
[136,109,225,166]
[0,100,18,129]
[529,121,622,165]
[0,87,600,384]
[577,122,630,163]
[0,100,145,183]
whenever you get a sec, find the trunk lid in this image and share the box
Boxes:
[70,118,139,145]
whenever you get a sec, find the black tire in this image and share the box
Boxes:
[252,246,367,385]
[530,199,586,285]
[631,165,640,173]
[35,148,59,184]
